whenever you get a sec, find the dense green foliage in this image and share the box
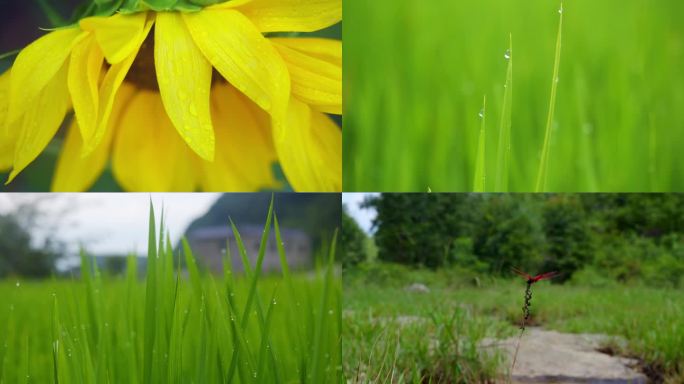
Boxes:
[365,194,684,286]
[0,203,341,383]
[344,265,684,382]
[344,0,684,191]
[0,214,58,278]
[340,208,366,268]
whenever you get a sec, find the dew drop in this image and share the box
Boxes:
[15,281,20,287]
[328,310,334,315]
[504,49,511,60]
[478,109,484,118]
[272,299,277,305]
[558,4,563,14]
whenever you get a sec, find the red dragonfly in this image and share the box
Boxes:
[511,267,559,284]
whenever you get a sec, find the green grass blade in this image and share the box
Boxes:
[52,296,60,384]
[181,238,203,302]
[273,214,291,280]
[474,96,487,192]
[495,34,513,192]
[143,203,157,384]
[535,3,564,192]
[230,218,254,276]
[311,230,338,383]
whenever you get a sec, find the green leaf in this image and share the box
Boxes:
[495,34,513,192]
[535,3,564,192]
[474,95,487,192]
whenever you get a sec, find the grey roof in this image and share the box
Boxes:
[188,225,309,241]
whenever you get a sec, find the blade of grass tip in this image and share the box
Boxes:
[495,34,513,192]
[474,95,487,192]
[273,214,291,280]
[143,202,158,384]
[182,238,203,304]
[535,2,564,192]
[230,218,254,276]
[239,196,278,383]
[80,248,101,347]
[311,230,338,383]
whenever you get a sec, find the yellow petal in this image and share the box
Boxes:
[274,98,341,191]
[80,12,149,64]
[183,9,290,121]
[68,35,104,141]
[51,84,136,192]
[6,28,83,126]
[155,12,214,161]
[6,63,70,184]
[200,84,279,191]
[112,91,196,192]
[271,38,341,115]
[0,71,16,171]
[82,18,153,156]
[310,109,342,189]
[212,0,341,33]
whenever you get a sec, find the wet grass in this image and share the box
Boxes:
[0,202,342,383]
[344,264,684,382]
[344,0,684,192]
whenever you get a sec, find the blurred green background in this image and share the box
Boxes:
[344,0,684,192]
[0,1,340,191]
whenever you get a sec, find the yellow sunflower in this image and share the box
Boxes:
[0,0,341,192]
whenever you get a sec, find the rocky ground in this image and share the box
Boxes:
[484,327,648,384]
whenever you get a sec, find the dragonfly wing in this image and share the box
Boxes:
[511,266,532,280]
[533,271,559,281]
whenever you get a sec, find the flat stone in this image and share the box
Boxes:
[404,283,430,293]
[484,328,648,384]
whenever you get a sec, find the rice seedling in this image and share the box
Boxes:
[344,0,684,192]
[0,200,341,383]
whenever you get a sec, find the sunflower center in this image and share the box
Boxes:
[124,28,222,91]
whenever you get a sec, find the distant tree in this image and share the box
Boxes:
[366,194,473,268]
[541,195,593,281]
[341,207,366,268]
[472,195,544,275]
[0,214,58,277]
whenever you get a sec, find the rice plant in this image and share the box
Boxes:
[0,200,342,383]
[344,0,684,192]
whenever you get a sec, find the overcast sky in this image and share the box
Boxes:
[342,193,378,234]
[0,193,221,256]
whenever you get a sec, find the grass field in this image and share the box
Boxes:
[0,203,342,383]
[344,264,684,382]
[344,0,684,192]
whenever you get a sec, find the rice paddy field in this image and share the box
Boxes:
[344,0,684,192]
[344,266,684,382]
[0,204,342,383]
